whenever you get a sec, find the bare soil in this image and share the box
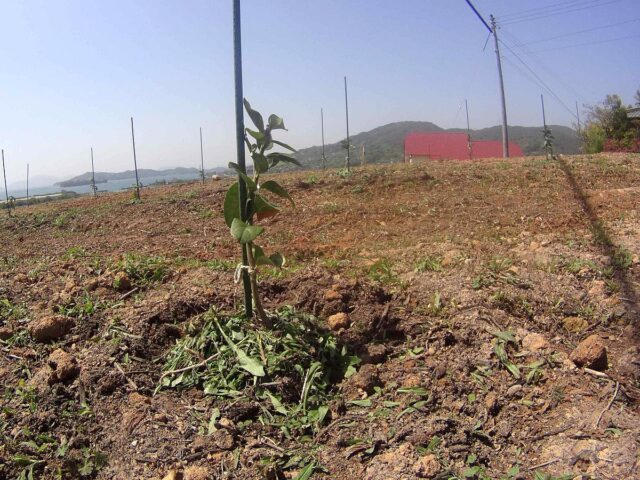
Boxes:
[1,153,639,479]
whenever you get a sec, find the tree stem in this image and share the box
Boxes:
[246,244,271,328]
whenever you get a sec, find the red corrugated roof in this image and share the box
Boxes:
[404,132,523,159]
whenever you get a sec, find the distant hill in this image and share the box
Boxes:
[57,166,232,187]
[292,121,580,169]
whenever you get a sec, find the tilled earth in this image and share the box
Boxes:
[1,153,639,479]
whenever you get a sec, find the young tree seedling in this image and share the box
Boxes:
[223,99,300,327]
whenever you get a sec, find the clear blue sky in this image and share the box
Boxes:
[1,0,638,183]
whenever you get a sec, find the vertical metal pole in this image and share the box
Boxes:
[91,147,97,197]
[344,76,351,171]
[130,117,141,200]
[200,127,205,184]
[26,164,29,204]
[490,15,509,158]
[233,0,252,318]
[465,99,473,160]
[2,150,8,215]
[2,149,8,201]
[541,94,547,128]
[575,101,581,135]
[321,108,326,169]
[362,144,365,165]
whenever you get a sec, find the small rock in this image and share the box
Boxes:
[588,280,607,298]
[412,453,440,478]
[402,373,422,388]
[113,271,132,291]
[162,470,178,480]
[485,393,499,415]
[28,315,74,342]
[212,428,236,450]
[350,364,380,394]
[361,344,388,364]
[327,312,350,331]
[522,332,549,351]
[441,250,460,267]
[506,384,523,398]
[570,334,608,370]
[0,326,14,340]
[433,364,447,379]
[563,316,589,333]
[183,465,210,480]
[47,349,80,384]
[323,289,342,301]
[14,273,29,283]
[529,241,540,251]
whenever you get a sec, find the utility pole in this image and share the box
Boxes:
[90,147,97,197]
[26,164,29,204]
[232,0,252,318]
[2,150,9,215]
[541,94,553,160]
[321,108,326,169]
[464,2,509,158]
[490,15,509,158]
[130,117,141,200]
[361,144,366,166]
[465,99,473,160]
[344,76,351,172]
[199,127,205,184]
[575,101,581,135]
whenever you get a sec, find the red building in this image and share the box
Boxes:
[403,132,524,162]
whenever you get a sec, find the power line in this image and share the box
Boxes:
[499,27,587,105]
[513,17,640,47]
[513,33,640,53]
[502,0,623,26]
[501,0,619,23]
[498,0,598,20]
[498,38,579,121]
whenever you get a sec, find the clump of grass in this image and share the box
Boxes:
[612,246,632,269]
[368,259,398,285]
[159,306,359,435]
[415,255,442,272]
[114,253,168,286]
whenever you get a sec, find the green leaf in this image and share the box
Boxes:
[216,321,265,377]
[246,128,265,142]
[272,139,296,152]
[267,152,301,167]
[244,99,264,132]
[207,408,220,435]
[293,461,317,480]
[265,392,288,415]
[260,180,295,206]
[269,252,285,268]
[254,193,280,221]
[347,399,372,407]
[493,331,516,343]
[223,182,240,228]
[228,163,256,192]
[253,153,269,174]
[268,114,286,130]
[230,218,264,244]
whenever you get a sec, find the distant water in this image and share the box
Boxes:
[6,172,206,199]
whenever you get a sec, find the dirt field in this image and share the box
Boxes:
[1,153,639,480]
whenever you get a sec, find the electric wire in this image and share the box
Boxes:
[501,0,623,26]
[513,17,640,47]
[498,38,579,121]
[499,27,588,105]
[513,33,640,54]
[498,0,601,20]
